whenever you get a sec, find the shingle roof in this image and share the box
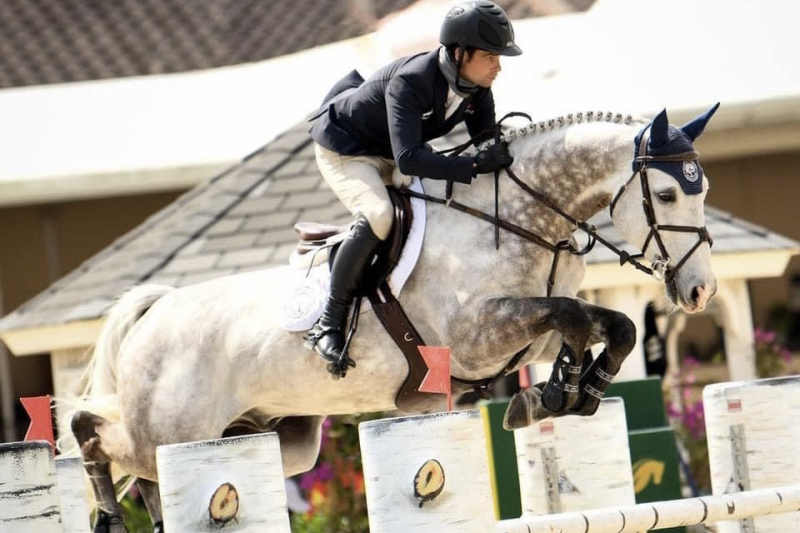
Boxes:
[0,117,796,333]
[0,0,594,89]
[0,0,419,88]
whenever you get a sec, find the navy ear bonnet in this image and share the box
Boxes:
[633,103,720,195]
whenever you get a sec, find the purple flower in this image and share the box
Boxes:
[299,461,335,491]
[666,402,680,418]
[316,461,334,482]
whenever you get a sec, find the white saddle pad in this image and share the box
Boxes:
[276,177,426,331]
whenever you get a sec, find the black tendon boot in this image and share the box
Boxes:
[305,215,381,378]
[570,348,616,416]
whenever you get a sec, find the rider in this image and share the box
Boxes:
[306,0,521,375]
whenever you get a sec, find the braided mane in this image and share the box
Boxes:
[499,110,648,144]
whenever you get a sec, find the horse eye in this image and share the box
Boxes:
[657,191,676,203]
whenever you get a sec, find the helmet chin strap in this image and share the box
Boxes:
[452,46,474,95]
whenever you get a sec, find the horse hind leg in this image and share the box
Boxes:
[71,410,138,533]
[136,479,164,533]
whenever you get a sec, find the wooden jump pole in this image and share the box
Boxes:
[495,484,800,533]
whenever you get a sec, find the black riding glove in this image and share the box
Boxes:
[473,142,513,175]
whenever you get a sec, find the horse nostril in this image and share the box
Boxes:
[692,285,710,309]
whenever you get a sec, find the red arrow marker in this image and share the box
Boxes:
[418,346,453,411]
[518,364,531,389]
[21,395,54,452]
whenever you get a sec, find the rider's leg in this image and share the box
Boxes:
[305,215,381,364]
[306,145,394,373]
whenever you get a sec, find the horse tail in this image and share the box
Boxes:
[83,284,174,398]
[56,284,173,459]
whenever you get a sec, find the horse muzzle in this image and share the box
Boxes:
[667,274,717,314]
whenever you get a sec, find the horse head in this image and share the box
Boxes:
[609,104,719,313]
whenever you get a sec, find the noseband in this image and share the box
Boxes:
[609,129,713,284]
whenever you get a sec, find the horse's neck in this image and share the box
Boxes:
[504,122,637,240]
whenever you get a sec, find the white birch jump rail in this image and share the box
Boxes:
[359,404,800,533]
[12,377,800,532]
[0,440,90,533]
[54,456,92,533]
[359,409,497,532]
[155,432,291,533]
[359,402,636,533]
[513,397,635,515]
[704,375,800,532]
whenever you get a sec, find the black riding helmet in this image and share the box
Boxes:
[440,1,522,57]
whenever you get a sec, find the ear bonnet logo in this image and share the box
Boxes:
[682,161,699,182]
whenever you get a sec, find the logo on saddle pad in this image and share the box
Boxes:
[282,283,320,321]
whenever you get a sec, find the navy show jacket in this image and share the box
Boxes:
[310,49,497,184]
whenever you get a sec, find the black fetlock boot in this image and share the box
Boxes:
[540,343,582,413]
[304,215,381,378]
[570,348,616,416]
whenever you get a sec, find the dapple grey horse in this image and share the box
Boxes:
[70,105,718,531]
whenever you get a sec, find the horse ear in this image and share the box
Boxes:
[681,102,720,141]
[649,108,670,147]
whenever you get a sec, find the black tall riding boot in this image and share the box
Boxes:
[305,215,381,377]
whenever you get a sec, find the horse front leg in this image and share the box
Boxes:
[454,297,593,426]
[497,298,635,429]
[569,303,637,417]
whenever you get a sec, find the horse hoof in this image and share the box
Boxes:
[503,387,553,430]
[153,521,165,533]
[503,393,531,430]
